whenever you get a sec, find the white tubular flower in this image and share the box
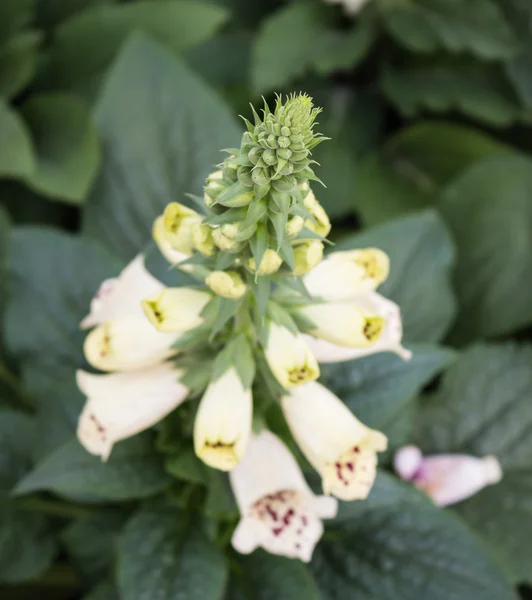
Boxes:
[300,301,385,348]
[282,381,387,501]
[83,315,178,372]
[194,369,252,472]
[394,445,503,507]
[304,248,390,301]
[81,254,163,329]
[303,189,331,238]
[162,202,202,255]
[304,293,411,361]
[153,216,191,267]
[265,324,320,388]
[76,363,189,461]
[230,430,338,562]
[141,288,211,333]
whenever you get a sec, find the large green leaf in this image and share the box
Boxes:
[320,344,455,431]
[20,93,100,202]
[36,0,116,28]
[252,3,331,94]
[0,409,34,493]
[380,0,518,59]
[0,31,41,100]
[354,121,511,227]
[5,227,122,379]
[229,551,320,600]
[84,581,120,600]
[440,154,532,342]
[83,34,241,261]
[0,101,34,178]
[381,64,524,126]
[14,434,171,502]
[416,343,532,582]
[335,210,456,343]
[0,0,34,46]
[312,471,514,600]
[118,504,228,600]
[43,1,229,92]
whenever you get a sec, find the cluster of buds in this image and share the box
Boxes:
[76,94,418,562]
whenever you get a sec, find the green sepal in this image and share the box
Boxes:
[255,352,286,401]
[185,193,208,214]
[254,183,270,201]
[172,322,212,352]
[240,198,268,231]
[248,274,271,318]
[211,334,256,390]
[210,296,241,338]
[204,207,246,226]
[233,222,258,243]
[215,251,237,271]
[296,226,333,244]
[288,308,317,332]
[269,212,286,249]
[214,181,252,207]
[278,239,295,270]
[249,222,268,277]
[275,274,311,299]
[225,154,253,168]
[179,362,213,396]
[266,301,299,335]
[270,190,290,217]
[220,148,241,155]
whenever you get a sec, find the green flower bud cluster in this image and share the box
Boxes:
[199,94,330,288]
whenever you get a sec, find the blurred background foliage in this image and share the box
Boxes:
[2,0,532,599]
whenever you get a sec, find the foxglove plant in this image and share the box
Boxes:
[77,94,410,561]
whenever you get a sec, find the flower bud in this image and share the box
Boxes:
[204,169,225,204]
[248,249,283,275]
[206,270,247,299]
[142,288,211,333]
[194,368,252,471]
[192,223,216,256]
[304,190,331,238]
[286,215,305,238]
[153,216,191,267]
[292,241,324,276]
[162,202,201,254]
[212,223,244,253]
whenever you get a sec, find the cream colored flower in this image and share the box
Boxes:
[300,301,385,348]
[282,381,387,501]
[80,254,163,330]
[162,202,201,254]
[83,316,178,372]
[230,430,338,562]
[248,249,283,275]
[76,363,189,460]
[304,293,411,361]
[205,270,247,299]
[192,223,216,256]
[304,248,390,301]
[292,241,323,276]
[194,368,252,471]
[204,169,225,206]
[286,215,305,238]
[212,223,244,252]
[394,445,503,507]
[264,324,319,388]
[142,288,211,333]
[153,216,190,267]
[303,189,331,238]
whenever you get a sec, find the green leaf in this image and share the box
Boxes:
[336,210,456,343]
[63,511,127,582]
[20,93,100,202]
[313,471,514,600]
[252,3,332,94]
[14,434,171,502]
[5,227,122,379]
[0,0,34,46]
[381,64,524,126]
[354,121,512,227]
[0,505,57,584]
[320,344,455,431]
[36,0,116,28]
[118,504,228,600]
[84,580,120,600]
[440,154,532,342]
[0,101,34,178]
[0,31,42,99]
[83,34,241,261]
[230,550,321,600]
[43,0,229,93]
[380,0,519,59]
[416,343,532,582]
[0,409,35,493]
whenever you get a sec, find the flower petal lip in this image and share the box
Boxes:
[264,323,320,388]
[282,381,387,501]
[76,363,189,461]
[80,254,164,329]
[83,316,178,371]
[194,369,252,472]
[230,430,337,562]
